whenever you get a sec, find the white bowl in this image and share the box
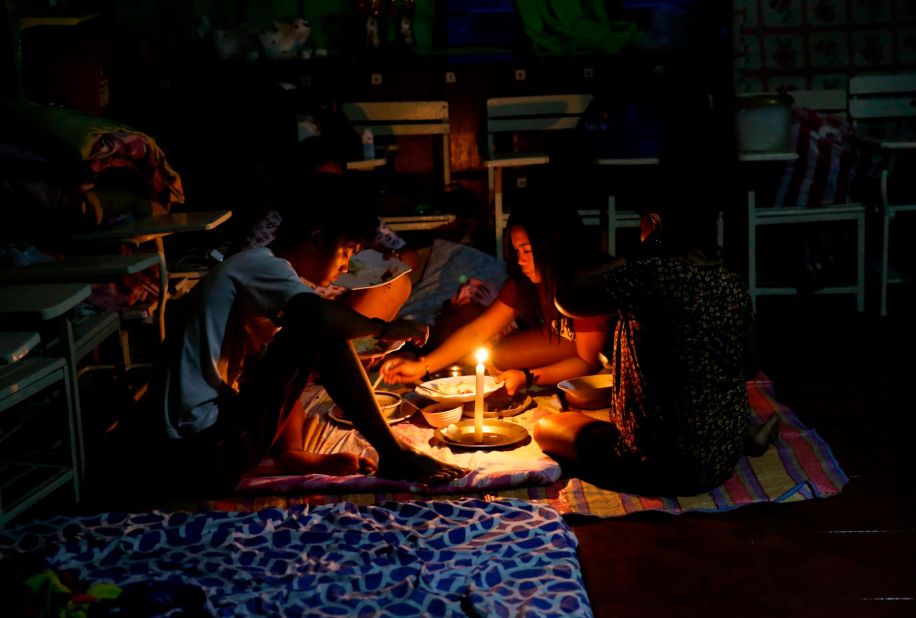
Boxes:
[557,374,614,409]
[421,402,464,428]
[416,375,504,403]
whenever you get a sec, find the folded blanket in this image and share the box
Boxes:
[1,101,184,211]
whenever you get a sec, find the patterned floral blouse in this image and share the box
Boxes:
[601,255,754,494]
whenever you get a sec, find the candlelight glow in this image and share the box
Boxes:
[474,347,487,443]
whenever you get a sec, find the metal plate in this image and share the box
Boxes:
[461,394,532,419]
[329,403,415,426]
[434,419,530,449]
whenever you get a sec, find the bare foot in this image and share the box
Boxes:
[279,451,377,476]
[377,448,468,486]
[744,414,780,457]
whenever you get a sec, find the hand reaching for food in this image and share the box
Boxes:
[380,357,427,385]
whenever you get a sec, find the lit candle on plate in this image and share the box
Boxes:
[474,347,487,443]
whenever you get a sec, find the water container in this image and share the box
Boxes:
[361,128,375,160]
[735,94,794,153]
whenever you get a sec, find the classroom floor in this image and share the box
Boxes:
[14,280,916,618]
[572,287,916,617]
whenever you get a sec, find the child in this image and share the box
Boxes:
[152,173,465,491]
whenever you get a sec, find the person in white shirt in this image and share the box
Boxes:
[153,173,466,491]
[242,134,421,322]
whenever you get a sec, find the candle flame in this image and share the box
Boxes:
[475,347,488,364]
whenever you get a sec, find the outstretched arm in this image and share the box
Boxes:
[280,291,426,344]
[382,298,517,385]
[499,319,607,395]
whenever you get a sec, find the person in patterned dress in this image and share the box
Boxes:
[534,198,759,494]
[533,164,765,495]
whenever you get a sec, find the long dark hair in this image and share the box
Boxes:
[652,84,736,259]
[504,181,605,329]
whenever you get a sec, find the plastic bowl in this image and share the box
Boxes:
[375,391,403,420]
[557,374,614,409]
[421,402,464,428]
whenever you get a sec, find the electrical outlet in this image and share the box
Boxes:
[514,69,526,81]
[371,73,383,85]
[445,71,456,83]
[516,177,528,189]
[583,67,594,78]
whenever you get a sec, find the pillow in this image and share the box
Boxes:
[398,239,507,325]
[774,107,858,208]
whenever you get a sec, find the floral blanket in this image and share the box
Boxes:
[0,499,592,618]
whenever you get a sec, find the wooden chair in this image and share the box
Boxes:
[742,89,866,312]
[483,94,654,258]
[848,74,916,316]
[340,100,455,232]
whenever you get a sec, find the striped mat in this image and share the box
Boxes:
[199,377,848,519]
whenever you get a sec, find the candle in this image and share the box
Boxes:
[474,347,487,443]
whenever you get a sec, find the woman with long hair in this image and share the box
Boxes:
[382,182,609,395]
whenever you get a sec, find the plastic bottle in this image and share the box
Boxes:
[361,128,375,160]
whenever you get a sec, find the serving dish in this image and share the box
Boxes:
[461,393,532,419]
[434,419,530,449]
[415,375,504,403]
[557,374,614,409]
[329,391,414,426]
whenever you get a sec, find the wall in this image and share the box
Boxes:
[733,0,916,92]
[109,0,436,52]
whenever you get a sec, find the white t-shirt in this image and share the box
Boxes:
[244,213,406,299]
[162,247,313,438]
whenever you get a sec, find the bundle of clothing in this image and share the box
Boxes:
[0,100,184,242]
[0,101,185,311]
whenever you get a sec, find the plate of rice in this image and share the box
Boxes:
[416,375,504,403]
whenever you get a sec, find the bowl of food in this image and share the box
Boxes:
[330,390,413,426]
[416,375,504,403]
[461,392,532,419]
[421,402,464,428]
[374,390,403,420]
[557,374,614,409]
